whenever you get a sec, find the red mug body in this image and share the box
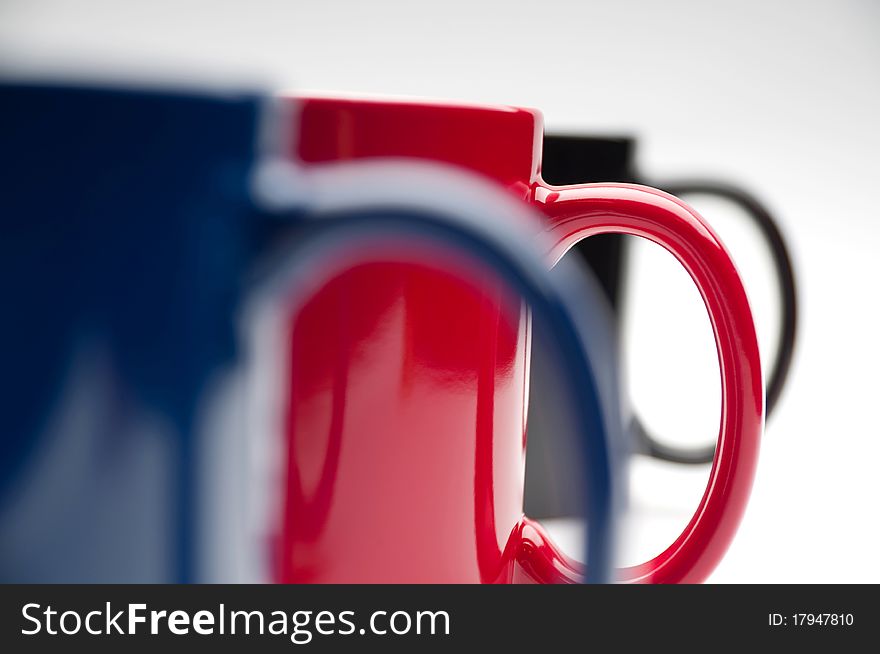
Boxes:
[279,100,548,583]
[277,96,763,584]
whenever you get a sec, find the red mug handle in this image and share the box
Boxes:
[522,182,763,584]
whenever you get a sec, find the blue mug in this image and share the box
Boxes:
[0,82,618,582]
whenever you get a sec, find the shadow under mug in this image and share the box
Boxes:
[282,96,763,584]
[538,135,798,466]
[0,83,618,583]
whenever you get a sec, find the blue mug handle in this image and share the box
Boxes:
[253,160,619,582]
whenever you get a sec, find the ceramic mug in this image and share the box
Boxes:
[0,83,618,583]
[278,96,763,584]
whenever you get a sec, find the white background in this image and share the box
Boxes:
[2,0,878,582]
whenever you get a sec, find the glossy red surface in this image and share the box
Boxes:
[537,183,763,583]
[296,97,541,199]
[279,96,762,583]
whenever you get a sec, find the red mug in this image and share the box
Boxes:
[277,96,763,583]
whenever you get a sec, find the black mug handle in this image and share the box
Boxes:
[632,179,798,465]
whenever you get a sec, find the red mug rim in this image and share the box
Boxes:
[289,94,546,198]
